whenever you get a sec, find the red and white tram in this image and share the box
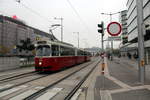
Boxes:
[34,40,91,72]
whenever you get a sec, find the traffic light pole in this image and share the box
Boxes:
[97,22,105,74]
[136,0,145,84]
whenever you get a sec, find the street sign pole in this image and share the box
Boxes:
[136,0,146,84]
[107,22,122,61]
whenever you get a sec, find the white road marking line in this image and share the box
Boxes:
[0,84,14,90]
[104,57,132,89]
[110,88,131,94]
[71,89,82,100]
[9,90,38,100]
[0,85,27,97]
[100,90,112,100]
[106,76,132,89]
[145,85,150,90]
[110,85,149,94]
[9,86,44,100]
[34,86,45,89]
[36,88,63,100]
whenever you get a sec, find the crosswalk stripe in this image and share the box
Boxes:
[8,86,44,100]
[0,85,27,97]
[0,84,14,90]
[36,88,63,100]
[9,90,38,100]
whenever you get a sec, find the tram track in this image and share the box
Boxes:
[0,71,37,83]
[64,59,100,100]
[23,58,101,100]
[0,73,48,93]
[0,67,34,79]
[0,57,100,100]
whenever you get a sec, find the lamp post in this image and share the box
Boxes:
[101,12,121,60]
[54,17,63,42]
[73,32,79,48]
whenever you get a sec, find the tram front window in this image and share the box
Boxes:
[36,45,51,56]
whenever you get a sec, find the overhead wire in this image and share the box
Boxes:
[66,0,92,33]
[14,0,53,23]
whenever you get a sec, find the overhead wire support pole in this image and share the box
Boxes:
[54,17,63,42]
[73,32,79,48]
[136,0,146,84]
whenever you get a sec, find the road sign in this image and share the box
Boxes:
[107,36,121,41]
[107,22,122,36]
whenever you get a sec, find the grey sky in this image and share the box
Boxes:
[0,0,127,48]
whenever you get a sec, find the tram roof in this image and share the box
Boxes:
[36,40,74,48]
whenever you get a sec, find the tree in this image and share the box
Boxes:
[17,38,35,53]
[16,38,35,64]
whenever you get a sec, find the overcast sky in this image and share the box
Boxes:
[0,0,127,48]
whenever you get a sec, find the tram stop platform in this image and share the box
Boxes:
[77,57,150,100]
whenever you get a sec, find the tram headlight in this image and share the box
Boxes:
[39,62,42,65]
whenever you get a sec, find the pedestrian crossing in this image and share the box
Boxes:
[0,85,27,98]
[0,84,83,100]
[9,90,38,100]
[0,84,14,90]
[36,88,63,100]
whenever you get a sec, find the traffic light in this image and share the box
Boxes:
[98,21,104,36]
[122,35,128,44]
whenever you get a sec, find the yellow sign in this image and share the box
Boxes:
[101,63,105,71]
[141,60,145,66]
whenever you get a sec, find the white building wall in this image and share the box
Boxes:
[127,0,150,42]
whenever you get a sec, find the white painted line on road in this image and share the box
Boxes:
[19,85,28,88]
[100,90,112,100]
[34,86,45,90]
[9,86,45,100]
[0,84,14,90]
[110,88,131,94]
[131,85,145,90]
[36,88,63,100]
[9,90,38,100]
[71,89,82,100]
[106,76,131,89]
[0,85,27,97]
[110,85,148,94]
[104,57,131,89]
[145,85,150,90]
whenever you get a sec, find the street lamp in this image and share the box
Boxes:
[54,17,63,42]
[73,32,79,48]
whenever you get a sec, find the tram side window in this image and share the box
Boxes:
[70,48,75,56]
[77,50,82,56]
[67,48,75,56]
[60,46,75,56]
[60,46,67,56]
[52,45,59,56]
